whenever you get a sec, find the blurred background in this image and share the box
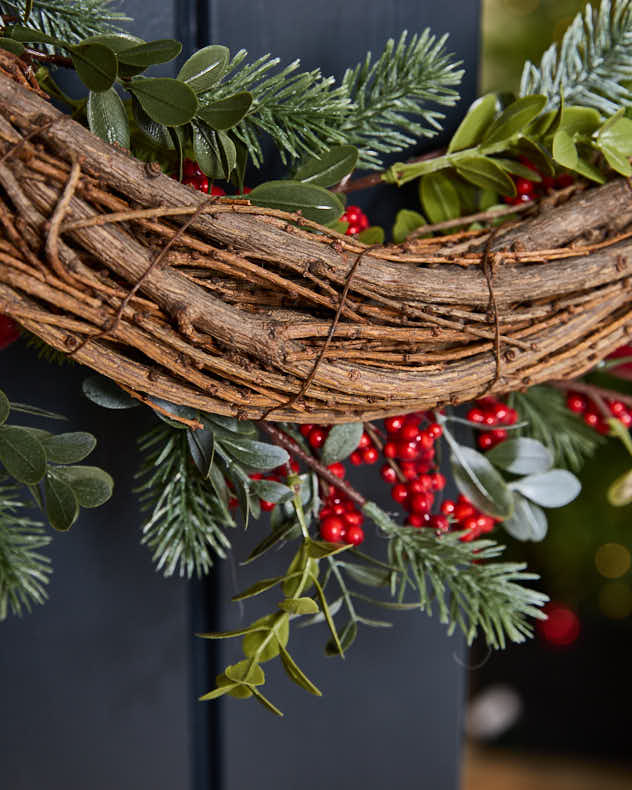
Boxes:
[464,2,632,787]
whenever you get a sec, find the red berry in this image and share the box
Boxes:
[0,315,20,349]
[619,411,632,428]
[308,428,326,448]
[328,462,346,479]
[515,177,535,196]
[398,441,420,461]
[344,510,364,528]
[483,413,497,426]
[467,408,485,424]
[476,515,494,532]
[493,403,509,423]
[427,422,443,439]
[406,513,426,528]
[609,401,626,417]
[583,411,599,428]
[362,446,379,464]
[566,394,587,414]
[349,450,363,465]
[383,441,398,459]
[260,500,276,512]
[341,205,370,236]
[400,461,418,480]
[345,525,365,545]
[490,428,508,444]
[477,433,494,451]
[210,184,226,196]
[410,493,433,514]
[430,514,449,533]
[463,516,480,532]
[400,423,420,442]
[440,500,456,516]
[299,424,314,436]
[320,515,345,542]
[454,502,475,521]
[380,464,397,483]
[430,473,446,491]
[409,477,430,494]
[391,483,409,504]
[385,416,405,434]
[358,432,371,449]
[183,158,202,177]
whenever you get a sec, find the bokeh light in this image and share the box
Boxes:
[598,581,632,620]
[595,543,631,579]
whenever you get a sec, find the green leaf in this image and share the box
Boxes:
[493,158,542,182]
[251,687,284,716]
[132,97,173,148]
[573,154,606,183]
[53,466,114,508]
[8,24,58,45]
[178,45,229,93]
[117,39,182,68]
[338,562,390,587]
[450,444,514,520]
[83,33,146,79]
[217,672,252,698]
[295,145,358,187]
[82,376,139,410]
[598,116,632,157]
[242,613,289,662]
[503,492,548,542]
[512,470,581,508]
[197,623,269,640]
[199,683,239,701]
[278,597,319,615]
[69,43,117,93]
[225,659,265,686]
[455,156,515,196]
[0,37,25,56]
[325,619,357,656]
[41,432,97,465]
[0,426,47,484]
[187,428,214,478]
[607,468,632,507]
[552,129,578,169]
[0,390,9,425]
[356,226,384,245]
[599,143,632,177]
[305,540,350,559]
[608,418,632,456]
[217,130,237,177]
[243,520,301,565]
[486,438,553,476]
[311,575,344,656]
[558,106,602,137]
[482,95,547,146]
[129,78,198,127]
[192,123,225,179]
[150,397,198,428]
[420,172,460,224]
[321,422,364,465]
[278,644,322,696]
[87,88,130,149]
[45,474,79,531]
[197,92,253,131]
[250,479,293,504]
[247,181,344,225]
[392,209,427,243]
[221,436,289,472]
[448,94,497,152]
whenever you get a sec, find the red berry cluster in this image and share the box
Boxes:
[319,465,365,546]
[440,495,497,542]
[504,157,574,206]
[340,205,369,236]
[466,398,518,451]
[566,392,632,434]
[177,159,226,196]
[0,315,20,350]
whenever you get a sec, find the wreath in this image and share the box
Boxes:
[2,0,632,714]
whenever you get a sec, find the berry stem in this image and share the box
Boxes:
[551,380,632,411]
[363,422,407,483]
[258,422,367,507]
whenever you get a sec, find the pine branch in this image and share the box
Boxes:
[206,31,462,169]
[135,425,234,579]
[508,385,603,473]
[0,0,130,51]
[520,0,632,115]
[0,479,51,620]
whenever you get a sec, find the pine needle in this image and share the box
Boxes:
[520,0,632,115]
[0,480,51,620]
[135,425,234,579]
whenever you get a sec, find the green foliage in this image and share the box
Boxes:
[520,0,632,116]
[508,385,603,472]
[135,425,234,579]
[0,479,51,620]
[0,0,129,49]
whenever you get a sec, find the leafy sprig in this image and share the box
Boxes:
[520,0,632,116]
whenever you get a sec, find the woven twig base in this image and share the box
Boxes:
[1,72,632,422]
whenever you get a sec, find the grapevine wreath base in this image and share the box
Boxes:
[2,70,632,422]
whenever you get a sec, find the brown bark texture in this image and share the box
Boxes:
[1,72,632,423]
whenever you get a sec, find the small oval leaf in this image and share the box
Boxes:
[247,180,344,225]
[482,95,547,146]
[321,423,364,465]
[295,145,358,187]
[70,42,117,93]
[87,88,130,149]
[130,77,198,127]
[45,473,79,531]
[451,444,514,519]
[177,45,229,92]
[197,91,253,130]
[503,492,548,542]
[41,432,97,465]
[487,438,553,475]
[0,390,9,425]
[448,94,498,152]
[53,466,114,508]
[392,208,427,243]
[82,377,139,409]
[0,425,47,484]
[512,469,581,508]
[117,38,182,68]
[455,155,516,196]
[420,172,460,224]
[552,129,578,169]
